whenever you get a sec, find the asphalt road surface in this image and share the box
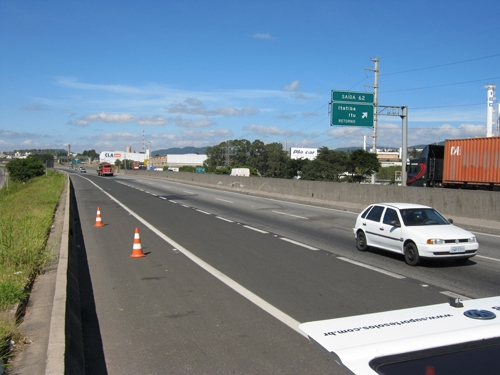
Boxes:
[68,171,500,374]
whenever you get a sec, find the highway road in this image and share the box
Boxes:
[68,170,500,374]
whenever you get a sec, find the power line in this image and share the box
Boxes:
[381,76,500,93]
[380,54,500,77]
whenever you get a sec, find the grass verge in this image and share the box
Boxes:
[0,169,65,368]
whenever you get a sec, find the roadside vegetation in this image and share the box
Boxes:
[204,140,383,181]
[0,163,65,367]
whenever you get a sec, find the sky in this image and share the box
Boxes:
[1,0,499,154]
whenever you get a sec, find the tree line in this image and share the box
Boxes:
[203,139,382,182]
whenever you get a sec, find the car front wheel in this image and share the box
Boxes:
[356,231,368,251]
[404,242,420,266]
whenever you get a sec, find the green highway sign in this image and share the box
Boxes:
[332,90,374,104]
[331,102,374,127]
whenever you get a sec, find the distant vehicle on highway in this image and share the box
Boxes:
[353,203,478,266]
[79,167,86,173]
[96,162,114,176]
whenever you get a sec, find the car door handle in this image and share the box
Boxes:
[379,227,384,231]
[362,223,366,226]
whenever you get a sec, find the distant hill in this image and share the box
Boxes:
[152,146,208,156]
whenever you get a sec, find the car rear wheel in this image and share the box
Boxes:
[404,243,420,266]
[356,231,368,251]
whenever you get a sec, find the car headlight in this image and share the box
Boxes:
[468,237,477,243]
[427,239,444,245]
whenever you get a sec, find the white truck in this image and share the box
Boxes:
[230,168,250,177]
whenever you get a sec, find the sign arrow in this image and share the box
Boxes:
[362,112,368,119]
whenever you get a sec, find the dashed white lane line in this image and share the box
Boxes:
[85,177,306,337]
[196,209,211,215]
[337,257,406,279]
[216,216,234,223]
[216,198,234,203]
[476,254,500,262]
[280,238,319,251]
[243,225,269,234]
[272,211,308,219]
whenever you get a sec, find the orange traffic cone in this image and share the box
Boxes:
[94,207,104,227]
[130,228,145,258]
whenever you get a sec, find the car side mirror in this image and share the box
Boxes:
[390,220,401,227]
[448,218,454,224]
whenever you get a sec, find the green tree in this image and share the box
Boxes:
[82,149,99,160]
[27,153,54,164]
[347,149,381,180]
[6,158,45,182]
[282,157,311,179]
[262,142,287,177]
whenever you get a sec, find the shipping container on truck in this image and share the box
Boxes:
[407,136,500,189]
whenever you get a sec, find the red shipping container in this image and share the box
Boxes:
[443,136,500,186]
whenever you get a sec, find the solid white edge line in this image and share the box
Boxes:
[280,238,319,251]
[337,257,406,279]
[243,225,269,234]
[83,177,306,337]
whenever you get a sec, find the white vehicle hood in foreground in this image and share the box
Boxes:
[300,296,500,375]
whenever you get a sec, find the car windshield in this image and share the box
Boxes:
[400,208,450,226]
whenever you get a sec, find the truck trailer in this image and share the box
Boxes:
[407,136,500,189]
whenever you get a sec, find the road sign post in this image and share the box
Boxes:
[331,90,374,127]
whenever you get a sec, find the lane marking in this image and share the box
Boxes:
[476,254,500,262]
[216,216,234,223]
[337,257,406,279]
[439,291,471,300]
[272,211,308,219]
[216,198,234,203]
[243,225,269,234]
[83,177,306,337]
[280,238,319,251]
[196,209,211,215]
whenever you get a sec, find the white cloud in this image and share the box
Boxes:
[137,115,168,126]
[283,80,299,91]
[176,119,214,128]
[244,124,296,136]
[253,33,275,39]
[21,104,45,111]
[167,99,259,117]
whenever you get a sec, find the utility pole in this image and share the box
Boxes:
[365,57,379,184]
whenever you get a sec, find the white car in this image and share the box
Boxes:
[353,203,478,266]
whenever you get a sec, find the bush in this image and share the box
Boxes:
[6,158,45,183]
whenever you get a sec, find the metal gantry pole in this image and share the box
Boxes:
[365,58,379,184]
[401,106,408,186]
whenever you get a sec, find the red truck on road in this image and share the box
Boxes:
[97,163,114,176]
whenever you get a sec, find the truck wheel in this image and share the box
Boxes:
[356,231,368,251]
[404,243,420,266]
